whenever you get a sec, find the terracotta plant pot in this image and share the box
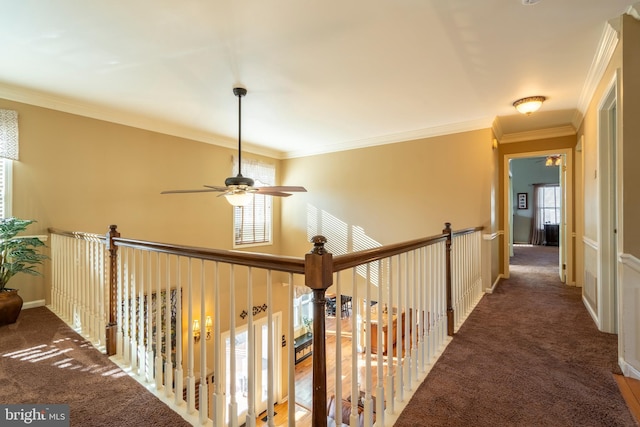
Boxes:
[0,288,23,326]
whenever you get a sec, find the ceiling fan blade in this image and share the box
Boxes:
[258,186,307,193]
[255,190,293,197]
[203,185,230,191]
[161,189,222,194]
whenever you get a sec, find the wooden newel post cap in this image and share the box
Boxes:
[306,235,332,290]
[443,222,452,233]
[310,235,328,255]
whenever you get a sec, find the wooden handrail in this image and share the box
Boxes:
[48,227,107,242]
[333,233,447,272]
[112,237,306,274]
[453,226,484,237]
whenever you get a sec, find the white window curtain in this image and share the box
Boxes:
[0,109,19,160]
[530,184,545,245]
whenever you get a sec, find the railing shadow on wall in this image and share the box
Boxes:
[48,222,483,427]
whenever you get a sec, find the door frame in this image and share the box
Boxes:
[220,312,282,425]
[596,70,621,334]
[503,149,574,284]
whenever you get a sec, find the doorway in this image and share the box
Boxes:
[596,73,620,334]
[221,313,281,425]
[503,149,574,285]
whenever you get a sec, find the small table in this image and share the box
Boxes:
[294,334,313,364]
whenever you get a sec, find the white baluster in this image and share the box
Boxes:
[376,260,384,425]
[349,268,359,427]
[186,259,196,413]
[245,267,255,427]
[228,265,238,427]
[155,252,163,391]
[214,262,224,426]
[174,257,184,406]
[266,269,275,427]
[287,272,295,427]
[199,259,208,425]
[164,254,174,398]
[146,251,154,383]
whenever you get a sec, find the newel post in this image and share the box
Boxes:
[443,222,454,336]
[305,235,333,427]
[105,224,120,356]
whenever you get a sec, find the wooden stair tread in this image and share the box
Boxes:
[614,374,640,425]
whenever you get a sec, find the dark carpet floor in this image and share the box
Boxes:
[0,306,191,427]
[395,245,637,426]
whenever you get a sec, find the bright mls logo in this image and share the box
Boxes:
[1,405,69,426]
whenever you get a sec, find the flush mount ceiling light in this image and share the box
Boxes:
[513,96,546,115]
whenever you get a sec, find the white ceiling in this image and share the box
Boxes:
[0,1,635,158]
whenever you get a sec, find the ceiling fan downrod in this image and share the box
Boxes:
[233,87,247,180]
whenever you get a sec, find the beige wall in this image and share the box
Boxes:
[280,129,495,260]
[621,14,640,258]
[0,98,286,302]
[576,13,640,377]
[619,12,640,378]
[578,46,622,244]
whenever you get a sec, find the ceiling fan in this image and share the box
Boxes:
[161,87,307,206]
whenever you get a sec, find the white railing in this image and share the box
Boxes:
[451,228,483,331]
[49,230,108,351]
[48,224,485,426]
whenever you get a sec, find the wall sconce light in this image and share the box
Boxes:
[513,96,546,115]
[205,316,212,340]
[193,319,201,343]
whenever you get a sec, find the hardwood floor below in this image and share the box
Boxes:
[614,374,640,425]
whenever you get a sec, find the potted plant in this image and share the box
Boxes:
[0,217,48,326]
[303,317,313,337]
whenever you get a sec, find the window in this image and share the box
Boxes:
[540,184,561,224]
[293,293,313,328]
[0,159,12,218]
[233,158,275,247]
[0,109,18,218]
[531,183,561,245]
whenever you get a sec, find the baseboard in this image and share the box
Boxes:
[485,274,503,294]
[620,357,640,381]
[582,294,600,329]
[22,299,46,310]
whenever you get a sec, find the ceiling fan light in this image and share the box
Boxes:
[225,192,253,207]
[513,96,546,115]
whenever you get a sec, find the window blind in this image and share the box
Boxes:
[233,158,275,246]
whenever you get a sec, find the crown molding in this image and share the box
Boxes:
[283,116,494,159]
[571,19,620,130]
[491,118,504,142]
[0,82,284,160]
[499,125,576,144]
[627,3,640,20]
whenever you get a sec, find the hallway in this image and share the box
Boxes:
[394,245,637,426]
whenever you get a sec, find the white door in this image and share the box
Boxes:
[222,313,281,425]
